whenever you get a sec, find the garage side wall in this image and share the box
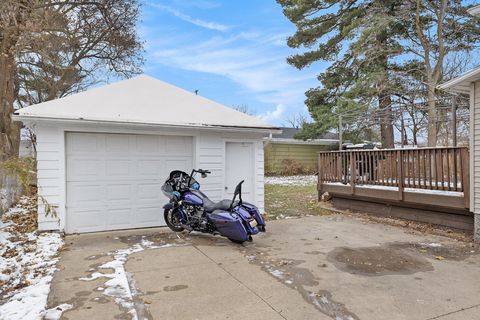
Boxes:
[196,133,265,212]
[36,125,65,231]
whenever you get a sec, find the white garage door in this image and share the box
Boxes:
[65,132,193,233]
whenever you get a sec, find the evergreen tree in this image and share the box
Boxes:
[278,0,480,147]
[278,0,404,147]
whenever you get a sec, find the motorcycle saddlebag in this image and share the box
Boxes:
[207,210,249,242]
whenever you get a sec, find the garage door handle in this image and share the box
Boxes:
[225,186,228,190]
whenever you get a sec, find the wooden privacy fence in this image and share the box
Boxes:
[318,147,469,207]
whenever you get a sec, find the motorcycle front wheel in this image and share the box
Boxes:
[164,209,184,232]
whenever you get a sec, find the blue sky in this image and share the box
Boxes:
[140,0,327,125]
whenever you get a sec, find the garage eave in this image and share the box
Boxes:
[13,114,282,134]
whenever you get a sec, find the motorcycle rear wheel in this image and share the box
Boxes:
[164,209,184,232]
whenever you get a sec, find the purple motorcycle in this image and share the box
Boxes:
[161,169,266,244]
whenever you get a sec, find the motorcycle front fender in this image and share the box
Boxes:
[163,203,174,210]
[164,203,188,224]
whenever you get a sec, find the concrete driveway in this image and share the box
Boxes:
[48,215,480,320]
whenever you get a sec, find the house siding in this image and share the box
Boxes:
[33,124,265,232]
[473,81,480,239]
[264,143,334,175]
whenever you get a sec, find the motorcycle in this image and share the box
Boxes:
[161,169,266,243]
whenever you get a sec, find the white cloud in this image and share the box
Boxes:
[151,4,229,31]
[150,33,317,107]
[258,104,286,123]
[142,4,324,125]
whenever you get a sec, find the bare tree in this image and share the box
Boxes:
[402,0,480,146]
[232,104,254,115]
[0,0,143,160]
[284,112,308,128]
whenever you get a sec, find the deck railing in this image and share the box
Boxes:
[318,147,469,207]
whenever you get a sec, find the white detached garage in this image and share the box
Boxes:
[14,75,278,233]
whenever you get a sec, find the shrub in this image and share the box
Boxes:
[279,159,308,176]
[1,157,36,195]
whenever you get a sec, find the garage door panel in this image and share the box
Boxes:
[135,207,163,224]
[66,158,102,178]
[68,133,101,153]
[106,208,132,227]
[68,184,104,203]
[165,159,190,173]
[106,184,132,201]
[68,209,106,231]
[166,136,192,155]
[105,135,132,153]
[137,183,162,200]
[105,160,132,177]
[66,132,192,233]
[137,160,163,176]
[136,135,160,153]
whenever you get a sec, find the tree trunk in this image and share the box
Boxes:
[376,24,394,149]
[426,87,437,147]
[0,33,21,160]
[379,93,394,148]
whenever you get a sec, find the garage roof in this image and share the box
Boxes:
[437,67,480,94]
[15,75,276,131]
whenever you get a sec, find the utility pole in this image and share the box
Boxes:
[338,115,343,150]
[452,95,457,147]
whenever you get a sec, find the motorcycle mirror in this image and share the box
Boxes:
[201,173,207,178]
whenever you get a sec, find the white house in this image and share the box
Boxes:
[439,67,480,240]
[437,4,480,240]
[13,75,279,234]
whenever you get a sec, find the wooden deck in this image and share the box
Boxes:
[318,147,473,229]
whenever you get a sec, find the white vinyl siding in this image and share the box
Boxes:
[473,81,480,213]
[36,125,65,231]
[34,124,265,233]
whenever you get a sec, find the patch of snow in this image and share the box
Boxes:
[0,197,65,320]
[43,303,73,320]
[420,242,443,248]
[269,269,284,279]
[80,241,176,319]
[265,175,316,186]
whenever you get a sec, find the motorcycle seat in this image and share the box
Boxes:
[203,198,238,212]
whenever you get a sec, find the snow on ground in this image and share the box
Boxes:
[265,175,316,186]
[79,237,176,320]
[0,196,68,320]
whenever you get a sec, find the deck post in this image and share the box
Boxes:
[397,150,404,200]
[461,148,470,209]
[350,152,356,195]
[317,153,323,201]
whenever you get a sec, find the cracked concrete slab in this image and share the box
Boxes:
[47,215,480,320]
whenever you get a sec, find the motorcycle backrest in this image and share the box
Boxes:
[230,180,244,209]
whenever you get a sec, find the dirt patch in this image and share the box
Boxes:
[327,246,433,276]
